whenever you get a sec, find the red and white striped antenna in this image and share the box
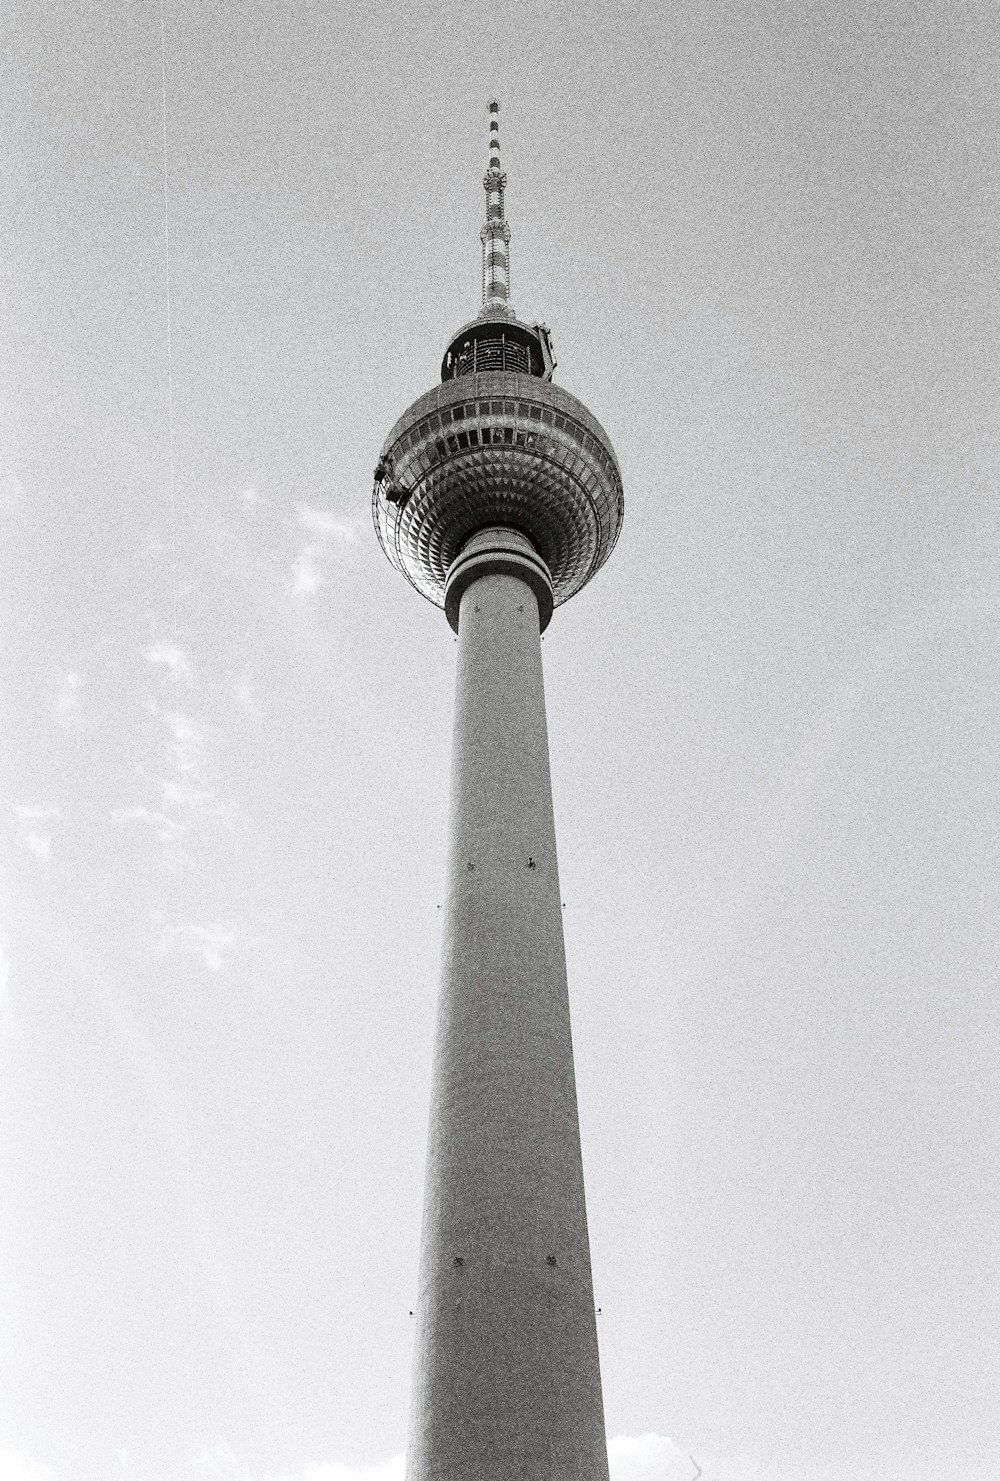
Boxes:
[480,99,511,315]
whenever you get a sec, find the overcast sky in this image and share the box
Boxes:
[2,2,998,1480]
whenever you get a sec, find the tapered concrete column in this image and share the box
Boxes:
[408,529,609,1481]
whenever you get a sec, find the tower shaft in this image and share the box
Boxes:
[408,530,609,1481]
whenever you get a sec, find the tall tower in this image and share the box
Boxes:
[373,102,624,1481]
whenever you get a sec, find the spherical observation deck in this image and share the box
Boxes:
[373,314,624,623]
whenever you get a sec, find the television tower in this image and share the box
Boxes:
[373,101,624,1481]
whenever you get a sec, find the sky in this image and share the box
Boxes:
[1,1,998,1479]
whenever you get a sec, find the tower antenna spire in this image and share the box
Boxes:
[480,99,511,316]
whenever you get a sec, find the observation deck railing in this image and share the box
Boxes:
[445,333,534,378]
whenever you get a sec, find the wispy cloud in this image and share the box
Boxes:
[609,1435,707,1481]
[175,923,236,973]
[0,1448,56,1481]
[13,805,60,862]
[17,1440,986,1481]
[114,705,219,858]
[161,778,216,812]
[165,710,201,772]
[293,546,323,596]
[187,1445,769,1481]
[113,650,226,968]
[191,1448,405,1481]
[112,805,182,844]
[119,643,249,965]
[298,508,361,542]
[158,712,222,826]
[144,642,193,683]
[272,1462,405,1481]
[54,671,89,731]
[153,918,269,975]
[291,507,362,598]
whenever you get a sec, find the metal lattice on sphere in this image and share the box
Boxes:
[372,367,623,617]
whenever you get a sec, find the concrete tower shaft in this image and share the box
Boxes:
[408,533,609,1481]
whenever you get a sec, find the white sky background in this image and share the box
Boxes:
[1,1,998,1479]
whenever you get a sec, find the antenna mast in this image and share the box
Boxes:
[480,100,511,315]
